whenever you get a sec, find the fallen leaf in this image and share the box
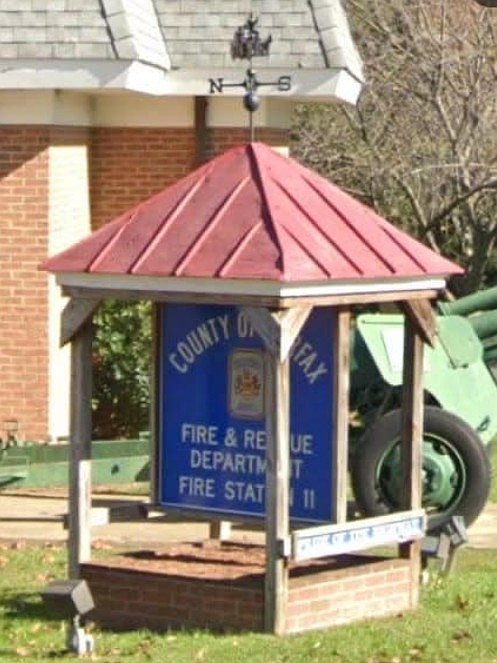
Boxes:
[409,647,422,660]
[451,630,472,644]
[15,647,30,657]
[455,594,470,611]
[0,556,8,567]
[195,648,205,661]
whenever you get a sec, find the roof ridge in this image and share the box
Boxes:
[100,0,170,69]
[308,0,363,82]
[248,143,288,276]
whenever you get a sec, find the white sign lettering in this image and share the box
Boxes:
[293,510,426,561]
[169,312,328,385]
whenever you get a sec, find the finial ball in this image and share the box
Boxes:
[243,91,260,112]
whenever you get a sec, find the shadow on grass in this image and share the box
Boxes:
[1,590,56,622]
[0,648,69,659]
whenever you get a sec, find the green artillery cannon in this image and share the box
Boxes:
[350,286,497,528]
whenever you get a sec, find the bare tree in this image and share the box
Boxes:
[293,0,497,293]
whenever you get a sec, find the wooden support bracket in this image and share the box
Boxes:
[61,297,101,347]
[399,299,437,347]
[239,305,312,361]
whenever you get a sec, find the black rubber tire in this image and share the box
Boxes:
[351,406,491,528]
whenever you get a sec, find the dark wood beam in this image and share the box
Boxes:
[399,298,437,347]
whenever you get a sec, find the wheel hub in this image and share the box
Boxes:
[378,437,466,512]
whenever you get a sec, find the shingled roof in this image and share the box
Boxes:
[43,143,462,299]
[0,0,169,66]
[155,0,362,75]
[0,0,363,102]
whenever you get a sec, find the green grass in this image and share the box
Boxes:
[1,543,497,663]
[0,444,495,663]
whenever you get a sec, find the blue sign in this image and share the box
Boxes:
[158,304,335,522]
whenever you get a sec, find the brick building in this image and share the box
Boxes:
[0,0,363,442]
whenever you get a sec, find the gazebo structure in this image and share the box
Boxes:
[43,143,463,635]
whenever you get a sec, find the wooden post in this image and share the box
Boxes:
[149,304,161,504]
[264,344,290,635]
[209,521,232,541]
[332,307,351,523]
[194,96,209,165]
[399,316,424,604]
[68,319,93,578]
[239,305,310,634]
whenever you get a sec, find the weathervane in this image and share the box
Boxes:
[208,14,292,141]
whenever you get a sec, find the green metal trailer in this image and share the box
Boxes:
[0,438,149,490]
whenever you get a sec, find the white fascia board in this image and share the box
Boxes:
[165,68,364,105]
[0,59,168,95]
[0,59,363,104]
[55,272,447,298]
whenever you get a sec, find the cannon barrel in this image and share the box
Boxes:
[467,309,497,340]
[438,286,497,317]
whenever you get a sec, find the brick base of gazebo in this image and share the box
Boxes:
[81,544,415,634]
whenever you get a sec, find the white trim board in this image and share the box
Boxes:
[0,60,362,105]
[55,272,448,298]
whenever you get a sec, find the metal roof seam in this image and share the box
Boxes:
[276,223,334,278]
[173,176,251,276]
[87,209,137,272]
[377,220,437,273]
[269,175,366,276]
[300,174,402,274]
[218,221,266,279]
[128,171,210,274]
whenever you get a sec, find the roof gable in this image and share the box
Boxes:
[0,1,114,59]
[0,0,169,67]
[0,0,363,98]
[43,142,462,285]
[156,0,362,78]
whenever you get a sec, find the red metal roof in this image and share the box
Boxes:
[43,142,463,282]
